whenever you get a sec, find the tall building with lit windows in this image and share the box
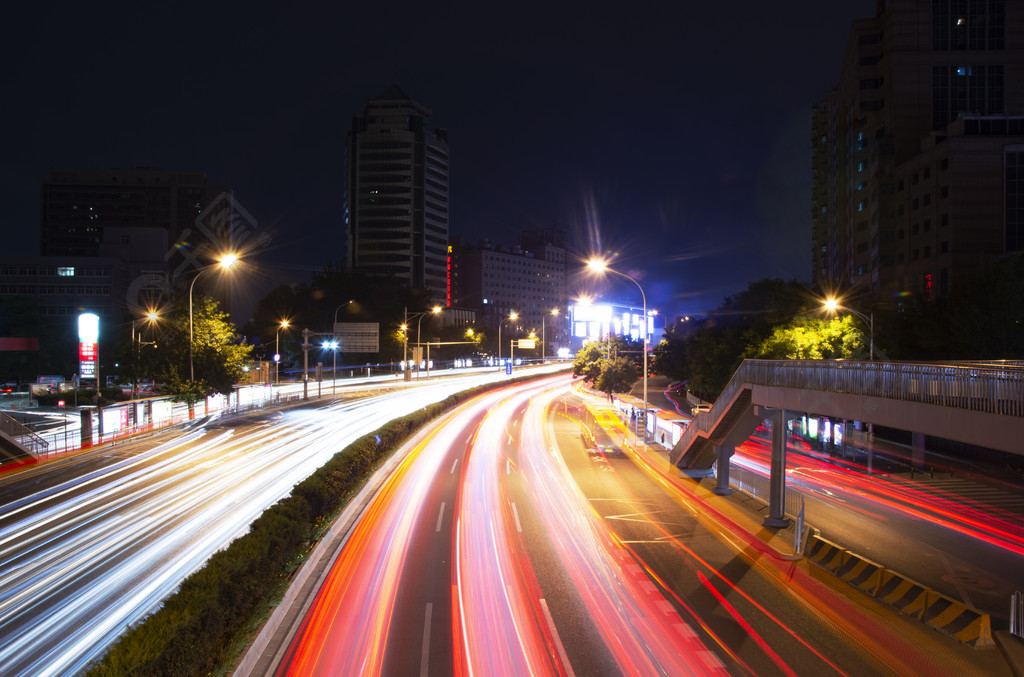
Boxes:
[448,229,570,350]
[346,85,449,295]
[812,0,1024,305]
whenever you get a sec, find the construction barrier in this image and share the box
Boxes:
[875,569,930,619]
[805,534,993,648]
[920,590,994,647]
[835,551,883,596]
[804,533,845,573]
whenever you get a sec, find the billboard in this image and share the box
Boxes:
[78,313,99,382]
[331,322,379,352]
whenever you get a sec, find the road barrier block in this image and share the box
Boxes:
[921,590,994,647]
[875,569,928,619]
[805,533,845,573]
[836,551,883,596]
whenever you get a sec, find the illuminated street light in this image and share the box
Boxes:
[131,310,160,398]
[189,253,240,382]
[402,306,442,380]
[586,257,649,449]
[498,311,519,366]
[275,319,290,385]
[824,296,874,360]
[542,307,559,363]
[323,339,339,394]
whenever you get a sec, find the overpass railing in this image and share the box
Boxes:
[741,359,1024,418]
[0,411,48,456]
[673,359,1023,465]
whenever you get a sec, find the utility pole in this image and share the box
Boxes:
[302,328,312,400]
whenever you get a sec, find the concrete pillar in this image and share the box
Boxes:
[912,431,926,469]
[764,408,790,528]
[713,445,734,495]
[80,409,93,449]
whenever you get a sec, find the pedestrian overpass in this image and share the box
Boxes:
[670,359,1024,525]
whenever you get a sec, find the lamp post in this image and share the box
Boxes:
[189,253,239,382]
[587,258,649,449]
[498,311,519,367]
[824,297,874,360]
[131,311,159,398]
[324,340,339,394]
[415,306,441,379]
[275,320,290,385]
[334,299,355,326]
[542,307,559,362]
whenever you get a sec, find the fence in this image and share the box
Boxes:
[0,411,49,455]
[673,359,1024,465]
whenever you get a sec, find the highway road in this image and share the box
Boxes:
[0,366,564,676]
[255,377,1002,676]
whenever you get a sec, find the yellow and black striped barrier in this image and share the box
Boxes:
[921,590,994,647]
[804,533,844,572]
[835,551,883,596]
[806,531,992,648]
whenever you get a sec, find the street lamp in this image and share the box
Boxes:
[824,297,874,360]
[587,257,649,449]
[131,311,160,398]
[189,253,239,382]
[498,311,519,367]
[275,320,290,385]
[334,299,355,325]
[416,306,442,378]
[323,339,339,394]
[542,307,559,362]
[401,306,441,379]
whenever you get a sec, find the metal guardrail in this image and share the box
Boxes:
[673,359,1024,464]
[1013,591,1024,639]
[0,411,49,455]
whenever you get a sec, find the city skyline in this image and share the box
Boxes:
[5,2,870,321]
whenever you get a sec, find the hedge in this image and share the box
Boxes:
[86,371,555,676]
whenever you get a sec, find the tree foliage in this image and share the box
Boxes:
[154,296,252,405]
[744,316,866,360]
[573,339,640,398]
[595,356,639,395]
[572,341,604,383]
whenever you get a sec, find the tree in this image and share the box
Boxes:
[154,296,252,411]
[595,356,639,397]
[918,256,1024,359]
[572,341,605,383]
[651,335,688,381]
[744,316,866,360]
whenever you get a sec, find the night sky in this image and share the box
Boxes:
[5,1,870,323]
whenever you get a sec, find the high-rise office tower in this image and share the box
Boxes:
[812,0,1024,305]
[346,85,449,294]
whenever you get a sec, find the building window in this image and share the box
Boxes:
[57,267,75,277]
[932,64,1005,130]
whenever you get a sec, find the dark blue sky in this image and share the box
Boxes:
[4,1,870,322]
